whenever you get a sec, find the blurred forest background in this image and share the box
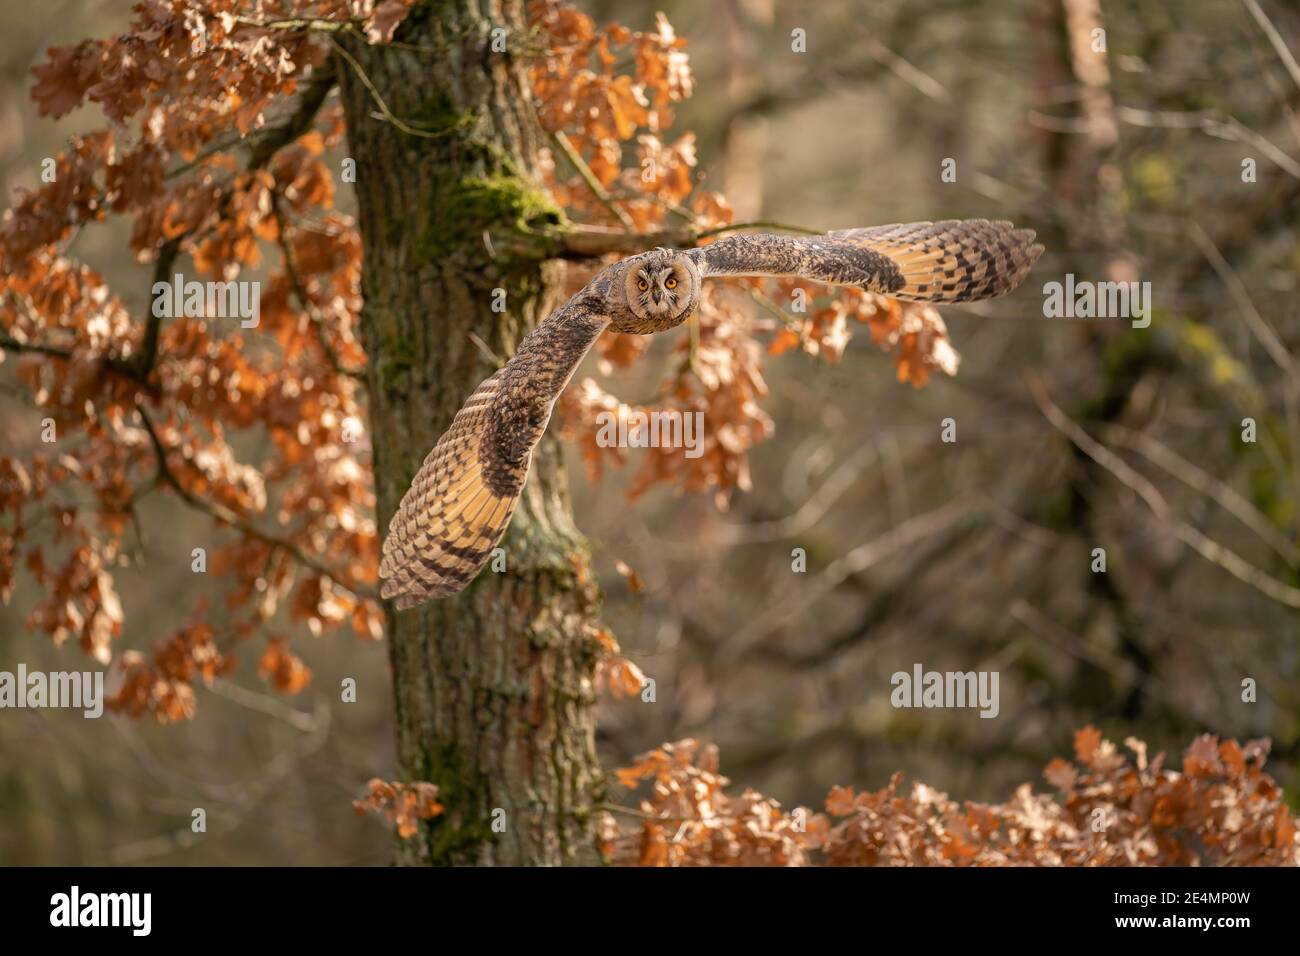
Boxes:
[2,0,1298,864]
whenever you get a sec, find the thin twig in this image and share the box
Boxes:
[715,439,882,544]
[858,33,950,102]
[1102,422,1300,566]
[1010,599,1191,716]
[1028,105,1300,180]
[4,291,156,391]
[719,499,973,661]
[0,332,73,361]
[272,193,365,380]
[745,287,804,333]
[233,15,360,34]
[1189,222,1296,375]
[1244,0,1300,94]
[467,331,504,368]
[1027,373,1300,610]
[598,802,696,823]
[207,677,319,732]
[330,37,472,140]
[1188,220,1300,508]
[550,131,636,231]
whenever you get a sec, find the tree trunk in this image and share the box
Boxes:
[337,0,604,866]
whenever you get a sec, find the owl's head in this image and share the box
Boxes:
[621,249,699,329]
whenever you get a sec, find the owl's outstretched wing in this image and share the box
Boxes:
[379,294,609,608]
[685,220,1043,303]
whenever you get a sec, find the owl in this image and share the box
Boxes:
[380,220,1044,608]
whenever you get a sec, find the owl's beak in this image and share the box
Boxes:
[651,290,663,305]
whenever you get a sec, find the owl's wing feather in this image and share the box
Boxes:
[687,219,1043,304]
[379,294,609,608]
[383,219,1042,607]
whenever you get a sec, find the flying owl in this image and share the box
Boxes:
[379,220,1044,608]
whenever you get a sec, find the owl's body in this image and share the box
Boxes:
[379,220,1043,608]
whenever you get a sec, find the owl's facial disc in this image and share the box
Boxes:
[625,255,696,322]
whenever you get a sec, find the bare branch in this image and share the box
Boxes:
[858,34,950,102]
[207,677,320,732]
[1189,222,1296,376]
[1028,374,1300,610]
[1028,105,1300,180]
[1101,423,1300,567]
[1244,0,1300,94]
[1188,220,1300,508]
[132,237,180,380]
[249,65,339,170]
[233,16,361,34]
[718,499,975,661]
[1009,599,1203,719]
[0,332,74,361]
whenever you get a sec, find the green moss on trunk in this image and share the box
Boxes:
[417,174,564,261]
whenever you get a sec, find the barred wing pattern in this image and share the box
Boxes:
[687,220,1043,304]
[379,299,609,608]
[382,220,1042,607]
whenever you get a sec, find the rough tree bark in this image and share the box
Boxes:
[336,1,604,866]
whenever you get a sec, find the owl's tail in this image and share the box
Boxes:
[833,219,1043,304]
[379,376,521,609]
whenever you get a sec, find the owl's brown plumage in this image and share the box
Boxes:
[377,372,513,606]
[380,220,1043,608]
[379,292,608,607]
[686,220,1041,303]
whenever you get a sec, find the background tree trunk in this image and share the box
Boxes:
[337,0,604,866]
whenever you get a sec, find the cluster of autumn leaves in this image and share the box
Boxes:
[655,729,1299,866]
[357,727,1300,866]
[533,2,962,507]
[1,1,384,720]
[0,0,961,720]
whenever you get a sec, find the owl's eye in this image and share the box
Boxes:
[637,278,649,291]
[665,277,678,289]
